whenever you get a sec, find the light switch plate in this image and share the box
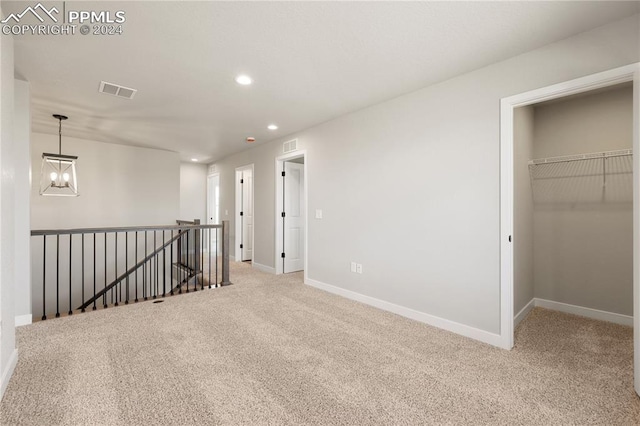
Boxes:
[350,262,357,273]
[315,209,323,219]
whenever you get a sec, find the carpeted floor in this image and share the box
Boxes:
[1,262,638,425]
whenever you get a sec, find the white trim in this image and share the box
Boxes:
[206,173,221,252]
[514,299,535,327]
[534,298,633,327]
[252,262,275,274]
[206,172,220,223]
[305,277,503,348]
[235,164,254,264]
[274,150,308,283]
[500,63,640,354]
[514,297,633,327]
[500,98,515,350]
[15,314,31,327]
[633,66,640,396]
[0,349,18,400]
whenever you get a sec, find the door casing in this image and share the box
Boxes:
[235,164,254,263]
[499,63,640,395]
[275,151,308,279]
[283,161,305,273]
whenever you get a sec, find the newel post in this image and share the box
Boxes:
[220,220,232,286]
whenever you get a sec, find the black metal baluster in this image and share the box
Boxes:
[68,234,73,315]
[135,231,139,303]
[154,231,158,298]
[186,230,190,293]
[93,233,97,311]
[208,228,212,289]
[193,228,198,292]
[162,231,166,296]
[104,232,108,309]
[216,227,219,288]
[81,233,85,313]
[125,232,129,304]
[200,228,204,291]
[114,232,119,306]
[144,231,148,300]
[170,230,174,295]
[42,235,47,320]
[178,229,183,294]
[56,235,60,318]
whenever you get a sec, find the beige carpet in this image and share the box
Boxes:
[1,262,638,425]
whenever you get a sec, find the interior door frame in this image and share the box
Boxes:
[206,172,220,252]
[235,164,254,263]
[499,63,639,394]
[206,172,220,225]
[275,150,308,279]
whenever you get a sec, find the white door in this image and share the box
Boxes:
[207,174,220,251]
[241,170,253,261]
[207,174,220,225]
[283,162,304,273]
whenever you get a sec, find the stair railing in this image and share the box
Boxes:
[30,220,231,320]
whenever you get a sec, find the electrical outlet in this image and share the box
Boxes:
[350,262,357,273]
[356,264,363,274]
[225,209,229,216]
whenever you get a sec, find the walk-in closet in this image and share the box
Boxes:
[514,82,633,331]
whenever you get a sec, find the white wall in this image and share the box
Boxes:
[31,134,180,229]
[513,106,535,316]
[533,85,633,315]
[0,20,17,399]
[179,162,207,224]
[13,80,30,322]
[211,15,640,340]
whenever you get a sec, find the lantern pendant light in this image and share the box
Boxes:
[39,114,79,197]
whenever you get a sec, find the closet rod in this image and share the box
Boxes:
[529,149,632,166]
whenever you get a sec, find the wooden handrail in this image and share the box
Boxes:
[31,223,220,236]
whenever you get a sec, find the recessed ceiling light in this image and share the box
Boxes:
[246,137,256,143]
[235,75,252,85]
[191,158,198,162]
[267,124,278,130]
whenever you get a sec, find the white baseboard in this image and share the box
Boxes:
[304,277,503,348]
[534,298,633,327]
[15,315,32,327]
[0,348,18,400]
[514,299,535,327]
[252,262,275,274]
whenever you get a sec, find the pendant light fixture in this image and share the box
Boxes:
[39,114,79,196]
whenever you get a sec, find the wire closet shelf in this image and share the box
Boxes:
[528,149,633,204]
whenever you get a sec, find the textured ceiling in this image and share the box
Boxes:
[4,1,639,162]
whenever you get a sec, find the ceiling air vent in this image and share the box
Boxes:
[283,139,297,153]
[99,81,137,100]
[208,164,217,175]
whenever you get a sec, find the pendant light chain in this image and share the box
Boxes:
[58,116,62,156]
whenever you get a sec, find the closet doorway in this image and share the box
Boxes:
[500,63,640,395]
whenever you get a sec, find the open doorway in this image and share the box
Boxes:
[235,164,254,263]
[275,151,307,275]
[500,64,639,395]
